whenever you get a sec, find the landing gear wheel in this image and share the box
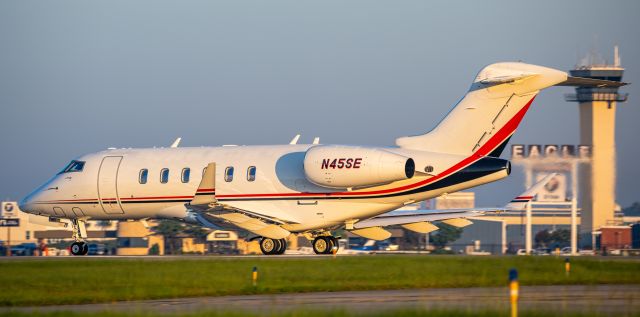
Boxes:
[260,238,280,255]
[331,237,339,253]
[313,236,333,255]
[275,238,287,255]
[70,242,86,256]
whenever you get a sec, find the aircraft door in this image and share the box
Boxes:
[97,156,125,214]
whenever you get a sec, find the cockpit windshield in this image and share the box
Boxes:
[59,160,85,174]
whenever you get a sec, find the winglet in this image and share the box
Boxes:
[504,173,557,210]
[289,134,301,145]
[190,163,216,206]
[170,137,182,148]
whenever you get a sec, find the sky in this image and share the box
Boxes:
[1,0,639,207]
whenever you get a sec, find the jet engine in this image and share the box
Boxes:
[303,145,415,189]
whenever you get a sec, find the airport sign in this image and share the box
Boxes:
[535,172,566,202]
[1,202,17,218]
[511,144,591,160]
[0,218,20,227]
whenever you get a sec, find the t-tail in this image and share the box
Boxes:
[395,62,626,157]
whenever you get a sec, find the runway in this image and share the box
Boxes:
[5,284,639,314]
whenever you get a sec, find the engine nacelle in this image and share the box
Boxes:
[303,145,415,189]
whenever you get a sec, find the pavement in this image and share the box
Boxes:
[4,284,639,315]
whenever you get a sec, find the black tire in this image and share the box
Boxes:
[331,237,339,253]
[276,239,287,255]
[272,239,282,254]
[70,242,84,256]
[313,236,331,254]
[81,243,89,255]
[260,238,278,255]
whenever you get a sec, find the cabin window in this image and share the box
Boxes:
[181,168,191,183]
[224,167,234,182]
[59,160,85,174]
[247,166,256,182]
[160,168,169,184]
[139,169,148,184]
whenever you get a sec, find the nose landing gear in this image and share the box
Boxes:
[70,219,89,256]
[70,241,88,256]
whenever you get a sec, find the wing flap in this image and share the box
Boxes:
[354,210,482,229]
[350,227,392,241]
[441,218,474,228]
[401,221,439,234]
[214,212,291,239]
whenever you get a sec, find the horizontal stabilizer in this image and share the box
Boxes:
[479,74,535,85]
[557,76,627,88]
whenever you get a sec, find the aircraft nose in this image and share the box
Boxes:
[19,191,41,214]
[18,196,33,213]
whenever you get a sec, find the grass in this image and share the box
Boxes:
[0,255,638,306]
[1,309,639,317]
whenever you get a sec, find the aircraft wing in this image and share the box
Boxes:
[186,162,293,239]
[354,209,493,229]
[349,173,556,240]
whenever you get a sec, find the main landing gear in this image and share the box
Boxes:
[312,236,339,255]
[259,237,287,255]
[70,219,89,256]
[257,235,340,255]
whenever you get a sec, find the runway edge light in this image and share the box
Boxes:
[252,266,258,287]
[509,268,519,317]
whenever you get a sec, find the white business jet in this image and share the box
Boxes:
[19,62,625,255]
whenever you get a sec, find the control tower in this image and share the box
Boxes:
[565,47,628,245]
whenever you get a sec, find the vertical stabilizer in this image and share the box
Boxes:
[395,63,567,156]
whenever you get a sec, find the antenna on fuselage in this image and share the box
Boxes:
[170,137,182,148]
[289,134,301,145]
[312,137,320,145]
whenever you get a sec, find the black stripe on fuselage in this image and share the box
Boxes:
[218,157,509,202]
